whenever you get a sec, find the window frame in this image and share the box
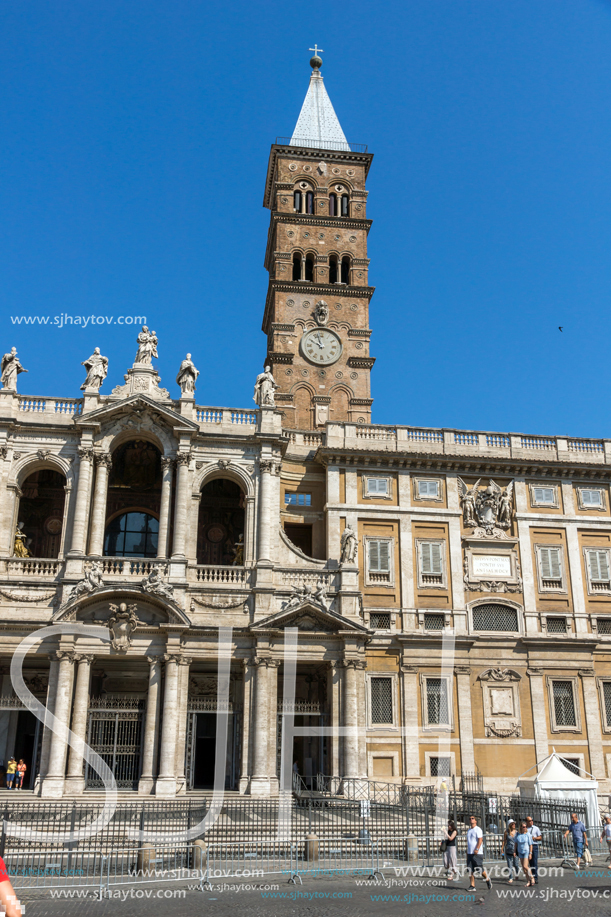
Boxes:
[598,678,611,734]
[469,601,522,635]
[412,477,444,503]
[420,673,454,732]
[364,536,395,587]
[362,475,393,500]
[577,486,606,512]
[103,510,160,559]
[529,483,560,509]
[367,673,398,728]
[416,539,447,590]
[284,492,312,507]
[534,543,567,594]
[583,546,611,595]
[541,613,571,635]
[546,676,581,733]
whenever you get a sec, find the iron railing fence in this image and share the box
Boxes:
[0,791,589,854]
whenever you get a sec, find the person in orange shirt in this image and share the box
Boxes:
[14,761,26,791]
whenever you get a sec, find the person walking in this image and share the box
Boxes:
[5,759,16,790]
[441,819,458,881]
[14,760,26,791]
[502,819,519,883]
[516,822,534,886]
[525,815,542,884]
[601,815,611,866]
[466,815,492,890]
[564,813,588,869]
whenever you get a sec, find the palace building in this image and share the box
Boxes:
[1,53,611,798]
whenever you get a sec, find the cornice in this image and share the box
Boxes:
[263,281,375,335]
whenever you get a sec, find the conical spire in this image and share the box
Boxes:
[290,50,349,152]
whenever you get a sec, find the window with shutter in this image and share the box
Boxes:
[538,546,563,589]
[417,480,440,498]
[581,488,603,507]
[587,549,610,589]
[366,477,389,496]
[419,541,444,586]
[533,486,556,505]
[366,539,392,584]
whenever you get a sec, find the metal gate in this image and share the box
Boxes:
[85,697,144,789]
[185,697,240,790]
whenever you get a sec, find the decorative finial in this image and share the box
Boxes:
[309,44,323,70]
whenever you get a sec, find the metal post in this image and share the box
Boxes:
[0,806,7,859]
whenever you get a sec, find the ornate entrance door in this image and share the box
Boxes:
[85,699,144,789]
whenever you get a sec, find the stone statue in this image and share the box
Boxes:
[80,348,108,391]
[108,602,140,652]
[68,561,104,601]
[314,300,329,325]
[141,564,174,599]
[13,522,30,558]
[1,348,28,391]
[231,533,244,566]
[497,483,514,528]
[457,478,481,528]
[253,365,277,407]
[134,326,158,365]
[176,353,199,395]
[340,523,358,565]
[284,583,329,612]
[313,582,330,610]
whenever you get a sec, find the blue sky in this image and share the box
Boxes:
[1,0,611,437]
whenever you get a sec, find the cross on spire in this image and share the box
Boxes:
[309,45,324,57]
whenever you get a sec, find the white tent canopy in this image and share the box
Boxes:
[517,751,600,828]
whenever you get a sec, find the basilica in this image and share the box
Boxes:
[0,53,610,798]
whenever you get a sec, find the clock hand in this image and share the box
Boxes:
[315,333,324,348]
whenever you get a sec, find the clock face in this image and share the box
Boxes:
[301,328,343,366]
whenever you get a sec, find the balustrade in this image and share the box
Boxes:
[6,558,61,577]
[196,406,257,426]
[101,557,155,577]
[191,564,248,585]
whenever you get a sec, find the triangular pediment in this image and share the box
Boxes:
[251,601,368,634]
[78,395,199,433]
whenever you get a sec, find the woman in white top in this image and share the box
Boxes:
[600,815,611,866]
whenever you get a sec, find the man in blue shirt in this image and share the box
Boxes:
[526,816,542,884]
[564,813,588,868]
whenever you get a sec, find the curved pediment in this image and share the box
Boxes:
[251,601,368,634]
[53,585,190,627]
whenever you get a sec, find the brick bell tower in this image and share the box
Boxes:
[262,50,375,430]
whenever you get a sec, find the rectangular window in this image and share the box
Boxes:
[429,756,451,777]
[561,757,581,776]
[369,612,391,630]
[368,540,390,573]
[587,549,610,584]
[581,488,603,507]
[366,477,389,496]
[284,493,312,506]
[423,613,445,631]
[417,480,440,499]
[552,681,577,727]
[426,678,449,726]
[532,486,556,506]
[370,677,393,725]
[598,618,611,635]
[420,543,442,574]
[537,546,563,589]
[472,604,519,632]
[602,682,611,728]
[546,616,567,634]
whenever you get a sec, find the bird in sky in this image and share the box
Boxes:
[558,326,563,332]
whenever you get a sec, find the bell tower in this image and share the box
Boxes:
[262,51,375,430]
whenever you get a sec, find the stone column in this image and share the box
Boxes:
[156,654,181,796]
[157,457,174,559]
[1,484,21,555]
[88,454,111,556]
[455,666,475,773]
[139,656,163,795]
[250,657,271,795]
[244,496,256,566]
[171,453,191,558]
[527,667,549,765]
[65,654,94,793]
[68,447,94,555]
[329,663,341,778]
[267,660,280,793]
[36,654,60,792]
[257,460,277,563]
[400,664,420,778]
[580,668,606,779]
[174,657,192,793]
[41,650,75,797]
[239,657,255,794]
[342,661,360,778]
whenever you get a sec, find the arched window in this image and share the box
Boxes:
[329,255,339,284]
[197,479,245,565]
[294,191,302,212]
[104,512,159,558]
[341,256,350,284]
[305,254,314,282]
[329,193,337,217]
[293,253,302,281]
[341,194,349,217]
[17,469,66,558]
[306,191,314,214]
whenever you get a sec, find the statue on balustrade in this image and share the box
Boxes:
[176,353,199,395]
[13,523,30,558]
[80,347,108,391]
[340,523,358,565]
[141,564,174,599]
[68,561,104,601]
[231,533,244,566]
[1,348,28,392]
[134,326,159,365]
[253,365,277,407]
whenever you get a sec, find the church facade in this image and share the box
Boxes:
[0,54,610,798]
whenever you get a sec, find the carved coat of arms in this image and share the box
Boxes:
[458,478,514,538]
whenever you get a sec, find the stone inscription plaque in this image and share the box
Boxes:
[472,555,512,578]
